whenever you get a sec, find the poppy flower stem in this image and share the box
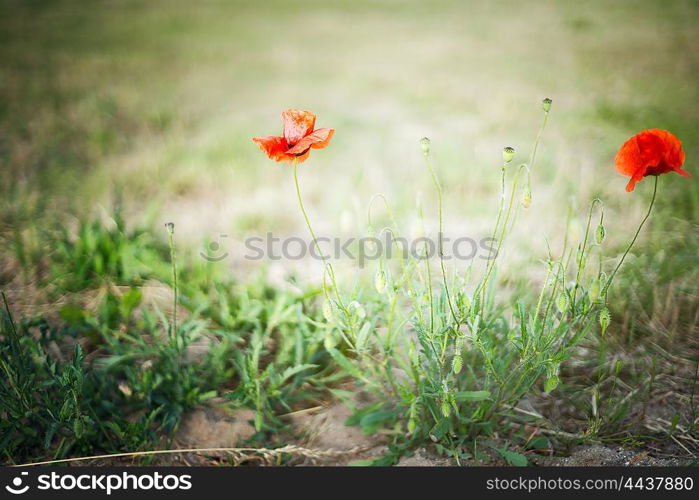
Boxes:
[572,198,603,310]
[292,158,354,338]
[602,175,659,299]
[422,152,459,326]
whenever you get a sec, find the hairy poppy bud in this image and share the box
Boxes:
[323,334,337,350]
[420,137,431,156]
[556,293,568,313]
[545,363,560,393]
[452,355,463,374]
[595,224,606,244]
[503,146,515,164]
[542,98,553,113]
[599,307,611,335]
[375,269,387,294]
[440,399,451,418]
[322,299,334,323]
[522,184,532,208]
[164,222,175,234]
[408,404,418,434]
[349,300,366,320]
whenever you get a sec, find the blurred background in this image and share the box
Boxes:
[1,0,698,303]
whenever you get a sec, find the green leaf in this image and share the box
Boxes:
[454,390,490,402]
[499,449,528,466]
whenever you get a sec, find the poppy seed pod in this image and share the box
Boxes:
[542,98,553,113]
[503,146,515,164]
[420,137,431,156]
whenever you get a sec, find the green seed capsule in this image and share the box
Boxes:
[322,300,334,323]
[542,98,553,113]
[503,146,515,164]
[375,269,387,294]
[595,224,606,244]
[599,307,611,335]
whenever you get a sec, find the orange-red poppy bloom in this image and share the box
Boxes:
[615,129,689,192]
[253,109,334,164]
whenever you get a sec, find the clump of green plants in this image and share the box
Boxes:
[252,103,686,464]
[1,215,335,464]
[49,209,171,292]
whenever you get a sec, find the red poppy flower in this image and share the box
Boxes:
[252,109,334,164]
[615,129,689,192]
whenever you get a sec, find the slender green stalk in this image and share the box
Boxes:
[292,159,355,339]
[423,152,458,325]
[571,199,602,309]
[602,176,659,299]
[479,165,528,316]
[166,223,177,342]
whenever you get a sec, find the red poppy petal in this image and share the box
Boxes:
[253,136,293,162]
[286,128,335,155]
[282,109,316,145]
[676,167,691,178]
[615,136,645,177]
[625,178,637,192]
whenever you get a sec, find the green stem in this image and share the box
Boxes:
[167,225,178,343]
[572,199,602,309]
[292,159,355,339]
[602,176,658,299]
[423,153,458,325]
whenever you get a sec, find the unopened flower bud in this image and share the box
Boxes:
[164,222,175,234]
[420,137,431,156]
[595,224,606,244]
[599,307,611,335]
[556,293,568,313]
[322,299,334,323]
[440,399,451,418]
[452,355,463,374]
[522,184,532,208]
[542,98,552,113]
[374,269,387,294]
[503,146,515,164]
[349,300,366,320]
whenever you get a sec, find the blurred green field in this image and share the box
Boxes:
[1,0,698,465]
